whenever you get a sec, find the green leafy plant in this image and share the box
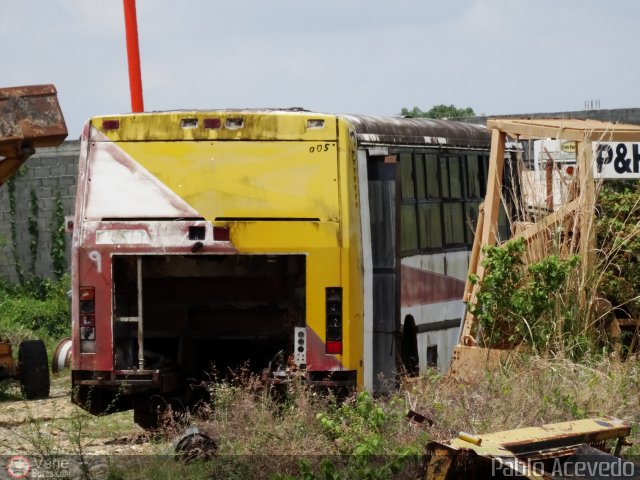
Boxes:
[301,391,422,480]
[468,238,580,354]
[400,104,475,119]
[0,274,70,342]
[595,182,640,319]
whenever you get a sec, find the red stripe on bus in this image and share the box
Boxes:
[401,265,465,308]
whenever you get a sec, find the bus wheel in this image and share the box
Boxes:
[134,406,160,430]
[133,395,167,430]
[18,340,50,399]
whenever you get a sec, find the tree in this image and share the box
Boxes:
[400,104,475,119]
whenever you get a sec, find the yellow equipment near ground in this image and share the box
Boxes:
[421,416,636,479]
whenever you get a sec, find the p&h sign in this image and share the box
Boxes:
[594,142,640,179]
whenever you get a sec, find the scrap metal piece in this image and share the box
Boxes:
[423,417,632,479]
[52,337,72,373]
[0,84,67,186]
[0,341,17,378]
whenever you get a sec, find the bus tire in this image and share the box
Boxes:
[133,395,166,430]
[134,406,160,430]
[18,340,50,399]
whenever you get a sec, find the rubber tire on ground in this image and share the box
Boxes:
[18,339,50,399]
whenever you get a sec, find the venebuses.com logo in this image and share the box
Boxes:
[5,456,31,479]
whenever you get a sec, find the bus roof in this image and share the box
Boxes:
[88,109,490,147]
[344,114,490,149]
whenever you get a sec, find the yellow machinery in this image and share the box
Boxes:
[0,84,67,398]
[422,417,637,479]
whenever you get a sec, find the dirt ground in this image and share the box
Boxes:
[0,372,153,456]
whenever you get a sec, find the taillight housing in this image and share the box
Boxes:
[79,286,96,350]
[326,287,342,354]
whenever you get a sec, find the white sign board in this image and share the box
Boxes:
[593,142,640,179]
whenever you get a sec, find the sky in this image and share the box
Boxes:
[2,0,639,137]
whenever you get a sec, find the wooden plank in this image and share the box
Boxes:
[510,199,579,244]
[488,120,587,142]
[460,129,505,341]
[578,140,596,289]
[487,118,640,142]
[449,345,510,382]
[463,204,484,304]
[480,129,506,248]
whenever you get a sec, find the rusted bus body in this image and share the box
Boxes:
[347,116,493,385]
[70,111,491,419]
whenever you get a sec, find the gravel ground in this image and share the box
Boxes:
[0,372,150,456]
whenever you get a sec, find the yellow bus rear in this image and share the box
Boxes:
[71,111,364,424]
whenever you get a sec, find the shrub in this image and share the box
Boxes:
[468,238,580,354]
[596,182,640,319]
[0,274,70,342]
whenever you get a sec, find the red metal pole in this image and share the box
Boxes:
[123,0,144,112]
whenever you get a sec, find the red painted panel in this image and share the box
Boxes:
[305,327,344,371]
[401,264,465,308]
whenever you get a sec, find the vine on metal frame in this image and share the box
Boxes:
[51,192,66,279]
[28,188,39,274]
[7,171,25,284]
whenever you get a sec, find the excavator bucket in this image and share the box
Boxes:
[0,84,67,186]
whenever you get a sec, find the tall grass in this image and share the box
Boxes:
[92,357,640,479]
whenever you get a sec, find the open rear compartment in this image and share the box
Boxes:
[112,254,306,385]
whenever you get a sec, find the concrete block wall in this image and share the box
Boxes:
[0,140,81,282]
[462,107,640,126]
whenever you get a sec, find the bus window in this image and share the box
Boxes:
[465,202,480,244]
[498,204,510,243]
[449,156,462,199]
[439,157,450,198]
[443,202,465,245]
[400,153,415,200]
[466,154,482,199]
[414,154,426,199]
[401,204,418,252]
[425,154,439,198]
[418,203,443,249]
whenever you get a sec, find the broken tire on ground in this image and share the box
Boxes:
[18,339,50,399]
[174,427,217,462]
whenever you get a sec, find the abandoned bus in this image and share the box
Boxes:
[70,110,495,424]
